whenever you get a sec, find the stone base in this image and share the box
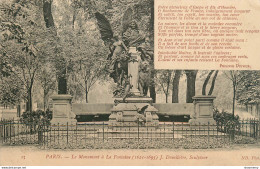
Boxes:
[109,97,159,126]
[189,118,216,125]
[189,95,216,126]
[51,94,77,125]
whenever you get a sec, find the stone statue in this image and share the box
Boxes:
[95,12,130,88]
[95,9,151,98]
[138,61,150,96]
[137,36,154,61]
[123,20,144,47]
[108,35,129,85]
[137,36,153,96]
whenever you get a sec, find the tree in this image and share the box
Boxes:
[0,55,23,106]
[236,71,260,105]
[42,0,67,94]
[0,76,24,107]
[1,35,45,113]
[224,70,241,117]
[202,70,219,95]
[71,58,108,103]
[0,0,47,112]
[172,70,181,103]
[185,70,198,103]
[52,1,109,103]
[156,70,173,103]
[38,66,56,111]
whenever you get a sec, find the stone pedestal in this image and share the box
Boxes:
[189,95,216,125]
[51,95,77,125]
[109,97,159,126]
[128,47,141,95]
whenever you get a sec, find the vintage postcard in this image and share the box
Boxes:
[0,0,260,166]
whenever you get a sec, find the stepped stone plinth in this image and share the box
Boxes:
[109,97,159,126]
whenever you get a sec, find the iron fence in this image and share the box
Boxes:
[1,119,259,149]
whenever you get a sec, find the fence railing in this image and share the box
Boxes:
[0,119,259,149]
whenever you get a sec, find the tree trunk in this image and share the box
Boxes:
[150,0,154,33]
[26,87,32,113]
[43,90,47,111]
[43,0,55,28]
[208,70,219,95]
[185,70,197,103]
[172,70,181,103]
[43,0,67,94]
[231,82,236,141]
[202,70,214,95]
[85,89,88,103]
[165,94,168,103]
[149,70,156,103]
[43,91,46,111]
[232,83,236,118]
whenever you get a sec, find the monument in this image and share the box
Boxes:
[51,94,77,125]
[189,95,217,125]
[109,47,159,126]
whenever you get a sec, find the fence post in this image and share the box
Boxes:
[190,123,192,142]
[246,119,248,137]
[76,123,78,147]
[43,121,46,149]
[3,123,5,143]
[198,122,200,138]
[10,122,12,144]
[172,121,174,143]
[85,123,87,146]
[254,119,256,139]
[164,122,165,143]
[216,122,218,140]
[49,123,51,146]
[182,122,184,139]
[258,120,260,140]
[207,122,210,148]
[256,120,259,140]
[146,123,148,140]
[103,122,105,143]
[138,120,139,148]
[249,118,251,137]
[67,122,69,146]
[38,122,42,145]
[18,122,20,144]
[58,123,60,145]
[242,119,244,137]
[94,122,96,145]
[46,122,49,147]
[33,121,35,143]
[110,122,113,141]
[13,121,15,144]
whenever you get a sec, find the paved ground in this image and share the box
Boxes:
[1,142,260,166]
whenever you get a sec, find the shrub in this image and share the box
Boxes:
[213,108,240,133]
[20,109,52,126]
